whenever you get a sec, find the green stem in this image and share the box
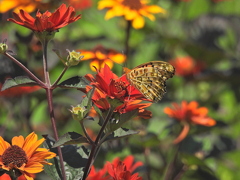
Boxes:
[80,121,94,144]
[41,40,66,180]
[82,107,115,180]
[52,66,68,88]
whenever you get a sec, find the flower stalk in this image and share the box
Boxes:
[82,106,115,180]
[41,40,67,180]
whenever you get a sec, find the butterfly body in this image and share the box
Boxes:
[124,61,175,102]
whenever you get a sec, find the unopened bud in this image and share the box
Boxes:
[66,50,84,66]
[70,105,87,122]
[0,41,8,54]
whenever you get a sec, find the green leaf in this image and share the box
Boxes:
[1,76,38,91]
[104,128,139,142]
[43,135,89,180]
[52,132,89,148]
[58,76,89,90]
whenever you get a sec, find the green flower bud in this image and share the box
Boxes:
[66,50,84,67]
[70,105,87,122]
[0,41,8,54]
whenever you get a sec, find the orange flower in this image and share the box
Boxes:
[87,155,143,180]
[169,56,205,77]
[7,4,81,32]
[0,132,56,180]
[164,101,216,144]
[98,0,166,29]
[0,173,35,180]
[79,45,126,71]
[0,0,45,13]
[0,84,40,97]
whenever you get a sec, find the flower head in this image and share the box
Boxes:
[107,155,143,180]
[0,0,46,13]
[98,0,166,29]
[164,101,216,144]
[0,132,56,180]
[87,155,143,180]
[84,64,152,118]
[169,56,205,77]
[7,4,81,32]
[78,45,126,71]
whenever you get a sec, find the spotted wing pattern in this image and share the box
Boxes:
[125,61,175,102]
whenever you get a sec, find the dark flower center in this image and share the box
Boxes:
[114,80,128,93]
[122,0,142,10]
[1,145,28,167]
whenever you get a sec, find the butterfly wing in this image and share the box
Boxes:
[126,61,175,102]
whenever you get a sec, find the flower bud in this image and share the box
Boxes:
[66,50,84,66]
[70,105,87,122]
[0,41,8,54]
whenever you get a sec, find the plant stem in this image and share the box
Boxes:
[42,40,66,180]
[4,52,45,87]
[82,107,115,180]
[52,66,68,87]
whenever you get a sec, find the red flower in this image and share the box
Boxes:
[169,56,205,77]
[164,101,216,144]
[79,45,126,71]
[87,155,143,180]
[7,4,81,32]
[87,165,109,180]
[107,155,143,180]
[84,64,152,119]
[0,84,40,97]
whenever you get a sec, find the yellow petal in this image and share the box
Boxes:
[144,5,166,14]
[124,8,138,20]
[98,0,116,10]
[0,0,19,13]
[132,15,145,29]
[14,4,37,13]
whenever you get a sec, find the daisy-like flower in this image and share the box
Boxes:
[84,64,152,119]
[98,0,166,29]
[169,56,205,77]
[0,132,56,180]
[79,45,126,71]
[0,0,46,13]
[7,4,81,32]
[87,155,143,180]
[164,101,216,144]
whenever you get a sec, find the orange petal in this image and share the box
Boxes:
[12,135,25,148]
[0,137,10,154]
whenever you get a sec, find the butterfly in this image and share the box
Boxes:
[123,61,175,103]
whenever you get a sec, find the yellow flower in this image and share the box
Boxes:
[98,0,166,29]
[78,45,126,71]
[0,132,56,180]
[0,0,43,13]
